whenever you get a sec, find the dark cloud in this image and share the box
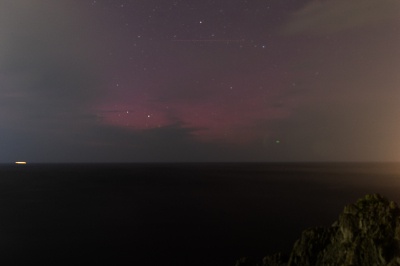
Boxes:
[0,122,259,163]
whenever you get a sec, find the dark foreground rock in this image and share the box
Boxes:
[236,194,400,266]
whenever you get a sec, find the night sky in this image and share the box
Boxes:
[0,0,399,162]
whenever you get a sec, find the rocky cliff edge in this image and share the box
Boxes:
[236,194,400,266]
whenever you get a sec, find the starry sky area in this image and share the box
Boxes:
[0,0,399,162]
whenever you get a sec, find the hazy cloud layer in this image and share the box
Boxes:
[0,1,101,127]
[282,0,400,35]
[1,1,399,162]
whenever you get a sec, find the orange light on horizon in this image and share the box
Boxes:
[15,161,27,165]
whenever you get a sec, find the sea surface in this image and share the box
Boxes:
[1,162,400,265]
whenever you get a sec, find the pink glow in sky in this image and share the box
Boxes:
[0,0,399,162]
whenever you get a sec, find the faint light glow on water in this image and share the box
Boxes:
[15,161,27,165]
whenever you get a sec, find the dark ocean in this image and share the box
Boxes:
[1,162,400,265]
